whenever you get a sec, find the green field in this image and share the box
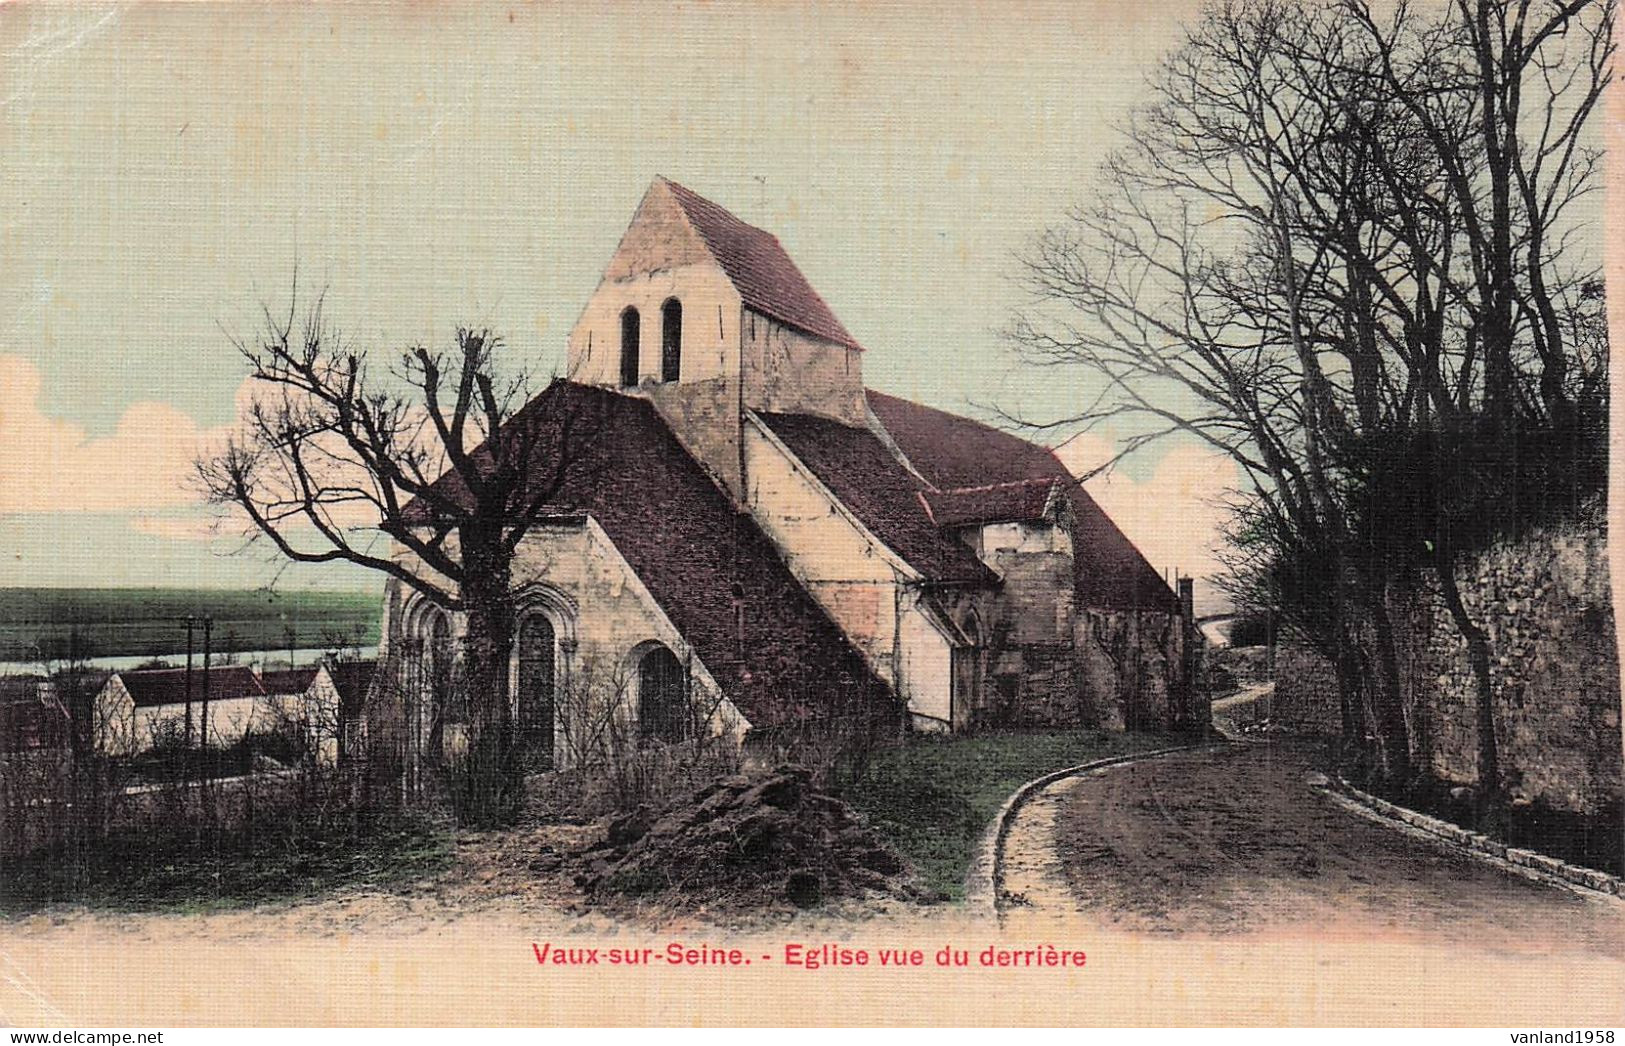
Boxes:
[0,587,380,663]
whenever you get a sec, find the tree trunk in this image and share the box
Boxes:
[1432,539,1500,823]
[1327,558,1412,786]
[454,529,521,826]
[1364,590,1414,786]
[1330,643,1366,776]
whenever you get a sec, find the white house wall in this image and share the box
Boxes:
[92,678,268,757]
[93,677,136,757]
[93,673,332,761]
[265,670,342,765]
[134,695,263,750]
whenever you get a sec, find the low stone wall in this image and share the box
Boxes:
[1272,512,1622,818]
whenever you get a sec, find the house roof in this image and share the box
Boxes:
[115,665,267,709]
[328,660,377,715]
[0,676,52,704]
[920,478,1060,528]
[755,410,996,585]
[662,178,863,351]
[866,390,1178,613]
[0,699,68,753]
[406,382,893,728]
[258,667,319,697]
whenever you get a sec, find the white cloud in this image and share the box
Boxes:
[0,354,232,514]
[0,355,424,555]
[1055,435,1242,582]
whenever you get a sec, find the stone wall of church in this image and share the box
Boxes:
[568,178,744,390]
[742,418,903,683]
[741,419,971,731]
[1075,608,1199,733]
[379,525,746,772]
[740,310,867,426]
[965,530,1082,727]
[897,595,955,729]
[567,261,742,388]
[646,376,746,504]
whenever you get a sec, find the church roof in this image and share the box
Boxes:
[405,382,893,729]
[661,178,863,351]
[756,411,996,585]
[866,391,1179,613]
[919,479,1060,528]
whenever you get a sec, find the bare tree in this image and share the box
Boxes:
[197,288,604,825]
[1009,0,1611,799]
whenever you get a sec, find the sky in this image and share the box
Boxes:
[0,0,1242,596]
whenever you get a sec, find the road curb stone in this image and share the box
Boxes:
[1323,776,1623,902]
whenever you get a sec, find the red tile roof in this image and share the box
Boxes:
[756,411,996,585]
[406,382,894,728]
[662,178,863,351]
[258,667,320,697]
[0,688,69,753]
[920,479,1060,528]
[116,665,266,709]
[866,390,1178,613]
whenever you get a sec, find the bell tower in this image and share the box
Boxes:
[567,177,868,502]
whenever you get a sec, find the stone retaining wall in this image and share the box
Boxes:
[1271,512,1622,817]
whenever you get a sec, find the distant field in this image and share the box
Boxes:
[0,587,380,663]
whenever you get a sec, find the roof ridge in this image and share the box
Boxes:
[660,175,770,236]
[121,664,255,676]
[915,489,937,526]
[929,477,1059,496]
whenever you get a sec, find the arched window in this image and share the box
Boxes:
[660,298,682,383]
[637,644,688,743]
[517,614,555,767]
[619,307,640,387]
[962,611,982,647]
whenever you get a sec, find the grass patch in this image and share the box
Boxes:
[843,728,1173,901]
[0,813,453,916]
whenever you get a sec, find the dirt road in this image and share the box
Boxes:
[1003,740,1625,958]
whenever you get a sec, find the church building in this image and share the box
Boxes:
[379,177,1204,770]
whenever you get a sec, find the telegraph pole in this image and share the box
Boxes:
[184,615,196,748]
[200,615,213,753]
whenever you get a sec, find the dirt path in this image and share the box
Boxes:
[1006,739,1625,958]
